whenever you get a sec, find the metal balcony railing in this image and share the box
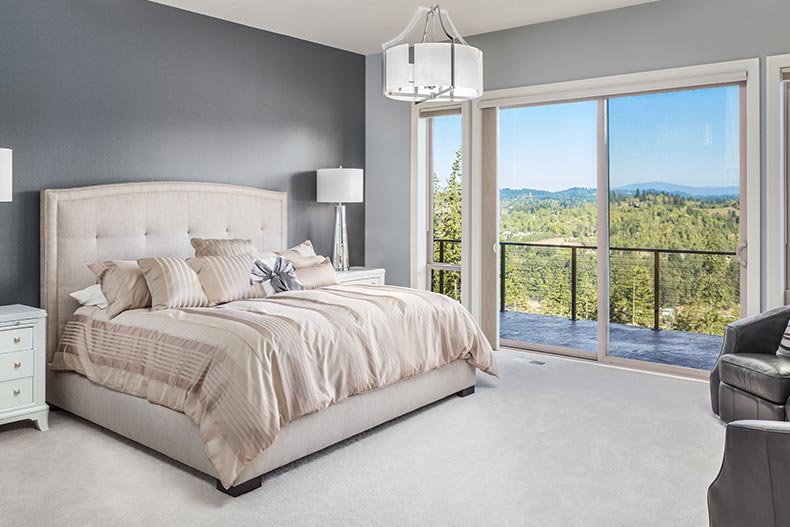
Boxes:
[430,238,462,299]
[432,238,737,331]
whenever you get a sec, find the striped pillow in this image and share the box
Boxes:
[287,255,326,268]
[294,257,338,290]
[275,240,317,259]
[189,254,275,305]
[87,260,152,318]
[191,238,258,257]
[778,321,790,356]
[137,257,210,311]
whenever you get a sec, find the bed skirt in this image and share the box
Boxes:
[46,359,476,486]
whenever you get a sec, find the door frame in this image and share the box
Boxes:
[471,58,760,378]
[410,101,473,309]
[765,54,790,309]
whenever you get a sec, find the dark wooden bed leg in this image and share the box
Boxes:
[456,385,475,398]
[216,475,263,497]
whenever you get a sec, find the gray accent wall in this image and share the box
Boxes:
[366,0,790,296]
[0,0,365,307]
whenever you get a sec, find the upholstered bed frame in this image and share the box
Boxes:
[41,182,476,496]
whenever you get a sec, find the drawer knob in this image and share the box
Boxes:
[13,337,21,344]
[14,362,21,369]
[12,389,20,396]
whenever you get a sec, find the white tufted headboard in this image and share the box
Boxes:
[41,182,288,359]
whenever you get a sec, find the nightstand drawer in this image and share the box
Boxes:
[0,377,33,411]
[335,268,385,286]
[342,277,382,286]
[0,326,34,354]
[0,350,34,382]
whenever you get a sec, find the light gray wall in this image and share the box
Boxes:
[366,0,790,295]
[365,53,413,287]
[0,0,365,307]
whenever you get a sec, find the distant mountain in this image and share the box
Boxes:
[500,187,596,202]
[613,182,739,197]
[500,183,738,201]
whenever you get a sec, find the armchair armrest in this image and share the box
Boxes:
[710,306,790,417]
[721,306,790,355]
[708,420,790,527]
[720,306,790,357]
[725,419,790,434]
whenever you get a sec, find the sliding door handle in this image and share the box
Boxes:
[736,241,747,267]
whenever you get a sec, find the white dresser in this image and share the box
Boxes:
[335,267,386,286]
[0,305,48,431]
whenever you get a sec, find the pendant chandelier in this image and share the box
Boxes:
[382,5,483,103]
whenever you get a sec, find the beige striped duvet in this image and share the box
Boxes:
[50,285,497,488]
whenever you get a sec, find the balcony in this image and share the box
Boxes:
[498,312,723,370]
[432,239,738,371]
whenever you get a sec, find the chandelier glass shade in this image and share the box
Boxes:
[382,5,483,103]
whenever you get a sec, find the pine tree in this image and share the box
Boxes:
[431,148,463,301]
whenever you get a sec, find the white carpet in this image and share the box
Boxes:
[0,349,725,527]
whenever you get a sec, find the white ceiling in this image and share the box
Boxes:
[148,0,660,55]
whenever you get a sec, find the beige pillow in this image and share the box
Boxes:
[189,254,274,305]
[191,238,258,257]
[287,254,327,269]
[295,257,338,290]
[137,257,210,311]
[88,260,152,318]
[276,240,317,259]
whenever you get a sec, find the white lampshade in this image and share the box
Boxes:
[384,42,482,102]
[452,44,484,99]
[0,148,11,203]
[414,43,452,92]
[384,44,412,96]
[316,168,363,204]
[382,6,483,103]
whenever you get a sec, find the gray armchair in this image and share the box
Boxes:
[710,306,790,422]
[708,307,790,526]
[708,420,790,527]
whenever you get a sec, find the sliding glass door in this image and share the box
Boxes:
[606,86,743,370]
[498,100,599,356]
[494,83,746,373]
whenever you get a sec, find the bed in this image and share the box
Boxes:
[41,182,496,496]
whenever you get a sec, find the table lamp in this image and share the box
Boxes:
[316,167,363,271]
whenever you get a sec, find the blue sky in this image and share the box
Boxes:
[431,115,463,184]
[432,85,741,192]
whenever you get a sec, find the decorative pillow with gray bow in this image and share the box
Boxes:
[250,256,303,294]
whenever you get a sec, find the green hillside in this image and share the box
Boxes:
[432,149,740,336]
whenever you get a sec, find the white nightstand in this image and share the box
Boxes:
[0,305,48,431]
[335,267,386,286]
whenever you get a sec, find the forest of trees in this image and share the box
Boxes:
[431,148,740,337]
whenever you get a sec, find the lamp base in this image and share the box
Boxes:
[332,203,349,272]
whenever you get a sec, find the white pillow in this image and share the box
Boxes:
[70,284,108,309]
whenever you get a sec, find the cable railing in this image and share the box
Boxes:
[431,238,462,300]
[432,238,737,331]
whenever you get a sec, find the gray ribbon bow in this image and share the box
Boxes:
[250,256,303,293]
